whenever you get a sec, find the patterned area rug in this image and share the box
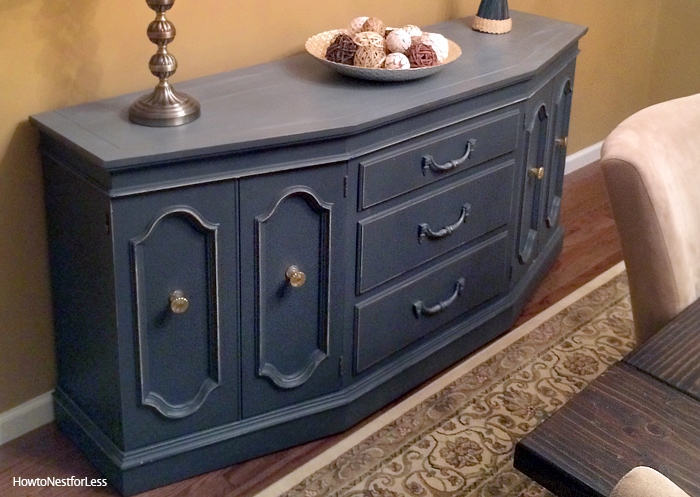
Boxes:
[260,263,634,497]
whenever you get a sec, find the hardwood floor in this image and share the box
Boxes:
[0,162,623,497]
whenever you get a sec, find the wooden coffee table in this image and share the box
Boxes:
[514,299,700,497]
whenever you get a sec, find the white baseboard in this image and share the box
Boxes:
[565,141,603,175]
[0,391,54,446]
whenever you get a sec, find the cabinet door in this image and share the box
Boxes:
[111,182,239,450]
[516,62,576,275]
[518,82,553,266]
[545,62,576,231]
[239,164,346,418]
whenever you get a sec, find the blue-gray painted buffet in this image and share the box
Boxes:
[31,12,586,495]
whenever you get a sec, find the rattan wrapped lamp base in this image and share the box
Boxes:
[472,0,512,34]
[472,15,512,34]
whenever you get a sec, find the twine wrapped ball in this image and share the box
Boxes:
[386,28,412,54]
[406,42,438,68]
[354,45,386,68]
[353,31,386,50]
[361,16,386,37]
[349,16,369,34]
[325,33,358,65]
[420,32,449,62]
[384,52,411,70]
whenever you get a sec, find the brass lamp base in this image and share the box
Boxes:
[129,82,200,127]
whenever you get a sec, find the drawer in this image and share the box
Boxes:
[358,161,514,293]
[359,109,520,209]
[354,233,509,374]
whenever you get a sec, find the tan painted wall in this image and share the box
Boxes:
[1,0,698,414]
[648,0,700,102]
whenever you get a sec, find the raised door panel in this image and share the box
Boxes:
[111,182,239,450]
[239,165,346,418]
[545,62,576,232]
[130,208,219,418]
[518,83,553,266]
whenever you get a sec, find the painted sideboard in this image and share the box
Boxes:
[31,12,586,495]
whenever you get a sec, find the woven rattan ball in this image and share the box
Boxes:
[406,42,438,68]
[353,31,386,50]
[325,33,358,65]
[349,16,369,34]
[354,45,386,68]
[420,32,449,62]
[361,17,386,37]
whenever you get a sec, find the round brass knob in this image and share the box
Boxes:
[529,167,545,180]
[286,265,306,288]
[556,136,569,148]
[169,290,189,314]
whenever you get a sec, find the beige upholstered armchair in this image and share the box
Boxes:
[601,93,700,344]
[611,467,690,497]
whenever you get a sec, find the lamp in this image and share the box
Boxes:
[472,0,512,34]
[129,0,200,127]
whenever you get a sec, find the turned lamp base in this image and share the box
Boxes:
[129,82,200,127]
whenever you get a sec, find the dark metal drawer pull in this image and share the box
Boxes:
[413,278,465,318]
[418,203,471,242]
[422,139,476,175]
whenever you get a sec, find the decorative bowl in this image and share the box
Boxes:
[305,29,462,82]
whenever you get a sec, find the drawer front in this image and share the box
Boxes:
[359,109,520,209]
[358,161,514,293]
[355,233,509,374]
